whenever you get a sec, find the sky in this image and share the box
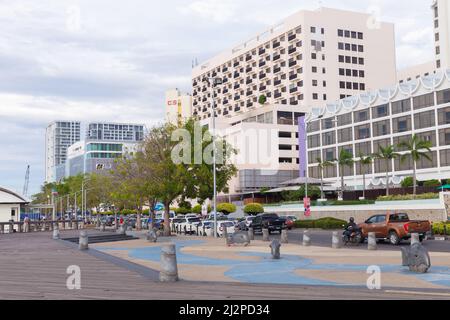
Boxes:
[0,0,436,196]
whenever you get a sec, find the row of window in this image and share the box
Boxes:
[338,42,364,52]
[337,29,364,40]
[308,89,450,133]
[339,82,366,91]
[338,55,365,65]
[339,68,365,78]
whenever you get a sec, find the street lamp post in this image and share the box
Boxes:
[205,76,223,238]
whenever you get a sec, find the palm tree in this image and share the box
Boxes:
[358,154,373,200]
[397,134,432,197]
[335,149,354,200]
[316,158,333,200]
[374,145,400,196]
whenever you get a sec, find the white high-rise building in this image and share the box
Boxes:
[45,121,81,183]
[433,0,450,70]
[165,89,193,125]
[192,7,397,120]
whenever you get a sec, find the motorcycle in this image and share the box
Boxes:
[342,226,363,245]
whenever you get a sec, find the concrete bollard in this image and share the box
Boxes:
[368,232,377,250]
[79,231,89,250]
[248,227,255,241]
[262,228,270,242]
[146,229,157,243]
[270,240,281,259]
[160,243,178,282]
[332,231,342,249]
[117,225,126,235]
[33,223,38,232]
[52,227,60,240]
[65,221,70,230]
[69,220,73,229]
[100,223,106,232]
[411,233,420,246]
[281,229,289,244]
[41,222,46,232]
[303,230,311,247]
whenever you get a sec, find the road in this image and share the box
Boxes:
[253,229,450,253]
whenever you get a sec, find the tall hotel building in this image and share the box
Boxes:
[191,7,397,195]
[45,121,81,183]
[433,0,450,71]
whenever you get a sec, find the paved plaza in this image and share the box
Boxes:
[92,235,450,290]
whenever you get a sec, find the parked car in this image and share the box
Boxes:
[177,217,202,234]
[250,213,286,234]
[279,217,294,230]
[236,221,249,231]
[282,215,298,222]
[244,216,255,228]
[217,221,236,237]
[358,213,431,245]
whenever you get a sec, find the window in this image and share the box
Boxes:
[358,58,364,65]
[355,124,371,140]
[338,29,344,37]
[358,45,364,52]
[438,107,450,125]
[417,151,437,169]
[372,104,389,119]
[279,158,293,164]
[338,42,344,50]
[441,149,450,167]
[393,116,411,133]
[312,80,318,86]
[311,26,316,33]
[437,89,450,105]
[308,120,320,133]
[312,66,317,73]
[357,32,363,40]
[322,118,335,130]
[322,132,336,145]
[355,142,371,156]
[308,134,320,148]
[344,30,350,38]
[414,110,435,129]
[373,120,390,137]
[439,128,450,146]
[413,93,434,110]
[354,109,370,122]
[337,113,352,126]
[279,131,292,138]
[339,55,345,63]
[338,127,352,143]
[312,93,318,100]
[392,99,411,114]
[323,148,336,162]
[279,144,292,151]
[339,81,345,89]
[359,70,365,78]
[417,131,436,147]
[308,150,321,164]
[277,111,293,125]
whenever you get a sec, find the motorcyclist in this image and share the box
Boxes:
[344,217,359,241]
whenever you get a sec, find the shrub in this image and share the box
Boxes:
[175,207,191,215]
[401,177,414,188]
[120,209,136,215]
[432,222,450,235]
[293,217,347,230]
[423,180,441,187]
[192,205,202,214]
[258,94,267,105]
[244,203,264,215]
[281,186,321,201]
[217,203,237,215]
[377,193,439,201]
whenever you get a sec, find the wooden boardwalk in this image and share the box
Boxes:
[0,231,448,300]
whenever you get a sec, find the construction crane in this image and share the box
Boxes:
[23,165,30,198]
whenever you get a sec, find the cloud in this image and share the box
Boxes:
[0,0,438,195]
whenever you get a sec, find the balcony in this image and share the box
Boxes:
[212,71,217,77]
[288,34,296,42]
[273,66,281,74]
[273,41,281,49]
[259,73,267,80]
[193,81,198,87]
[202,97,207,102]
[222,67,228,73]
[247,102,254,108]
[246,66,252,73]
[202,107,207,112]
[222,77,228,84]
[290,99,298,105]
[234,83,240,90]
[288,60,297,67]
[223,110,229,116]
[274,92,282,99]
[288,47,296,55]
[233,61,240,68]
[245,55,253,62]
[233,72,240,79]
[289,87,298,93]
[246,90,253,96]
[246,78,252,85]
[202,87,207,92]
[289,74,297,80]
[259,48,266,55]
[234,106,241,112]
[234,95,240,101]
[259,60,266,68]
[223,99,229,105]
[260,85,267,91]
[274,79,282,86]
[223,88,229,94]
[273,54,281,62]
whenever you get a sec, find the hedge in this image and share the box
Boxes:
[432,222,450,235]
[244,203,264,215]
[294,217,347,230]
[377,193,439,201]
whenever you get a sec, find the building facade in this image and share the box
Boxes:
[86,122,144,142]
[305,70,450,189]
[0,187,28,223]
[201,104,306,194]
[166,89,193,125]
[433,0,450,70]
[45,121,81,183]
[192,7,397,121]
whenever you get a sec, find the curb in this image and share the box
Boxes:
[428,236,449,241]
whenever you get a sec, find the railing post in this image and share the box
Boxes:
[0,224,4,234]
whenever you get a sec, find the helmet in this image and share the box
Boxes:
[349,217,355,223]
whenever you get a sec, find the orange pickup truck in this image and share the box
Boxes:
[358,213,431,245]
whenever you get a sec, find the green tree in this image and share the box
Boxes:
[244,203,264,215]
[258,94,267,105]
[217,203,237,215]
[358,154,373,200]
[401,177,414,188]
[374,145,400,196]
[335,149,354,199]
[397,134,433,197]
[316,158,333,200]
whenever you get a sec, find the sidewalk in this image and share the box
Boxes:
[91,235,450,290]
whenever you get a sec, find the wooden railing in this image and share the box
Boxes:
[0,220,87,234]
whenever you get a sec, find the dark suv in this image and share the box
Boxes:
[250,213,286,234]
